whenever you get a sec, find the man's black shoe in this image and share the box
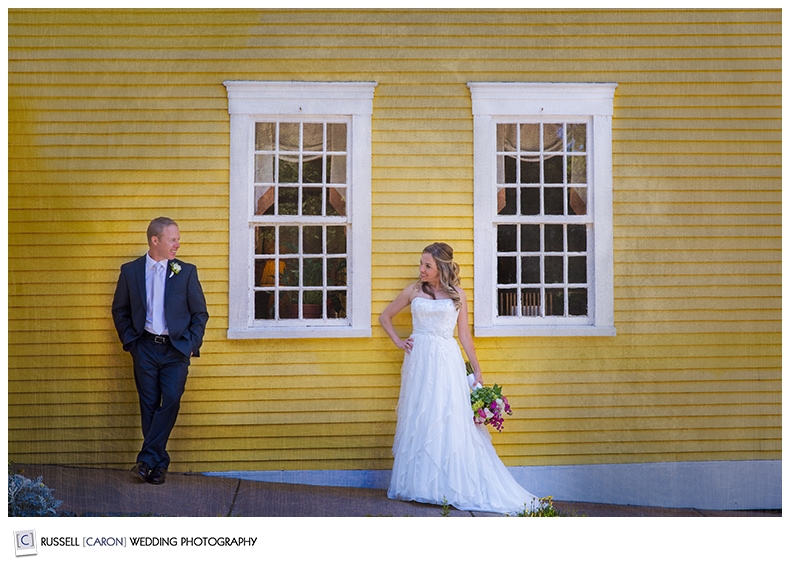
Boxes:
[132,461,150,482]
[147,467,167,485]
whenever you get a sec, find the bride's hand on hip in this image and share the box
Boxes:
[397,337,414,353]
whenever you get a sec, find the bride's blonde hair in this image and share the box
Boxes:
[418,242,462,310]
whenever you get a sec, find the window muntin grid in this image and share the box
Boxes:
[252,121,349,322]
[495,121,590,319]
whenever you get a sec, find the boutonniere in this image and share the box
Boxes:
[169,261,182,278]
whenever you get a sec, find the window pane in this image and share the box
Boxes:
[521,256,540,284]
[568,256,587,283]
[279,291,299,319]
[302,156,323,184]
[520,123,540,152]
[255,258,273,287]
[328,258,346,286]
[327,187,346,216]
[544,123,563,152]
[499,187,517,215]
[497,256,517,285]
[568,155,587,184]
[303,122,323,151]
[278,186,298,215]
[328,123,347,152]
[521,159,540,184]
[497,224,517,252]
[303,225,323,254]
[279,123,299,151]
[498,289,518,316]
[280,258,299,286]
[544,187,564,215]
[256,258,282,289]
[303,257,323,286]
[543,154,563,184]
[568,288,588,316]
[567,224,587,252]
[256,187,275,215]
[520,187,540,215]
[328,290,346,318]
[327,225,346,254]
[545,224,564,252]
[498,123,515,151]
[569,188,587,215]
[254,154,274,183]
[302,291,323,319]
[545,288,564,316]
[544,256,563,283]
[278,158,298,184]
[328,154,347,184]
[521,224,540,251]
[302,187,322,215]
[522,288,541,316]
[503,156,517,184]
[279,227,299,254]
[255,122,275,151]
[255,225,276,254]
[255,290,275,319]
[566,124,586,152]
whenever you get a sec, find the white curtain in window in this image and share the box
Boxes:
[497,123,564,159]
[495,123,587,215]
[255,123,347,215]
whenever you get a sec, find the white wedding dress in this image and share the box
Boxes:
[388,297,540,514]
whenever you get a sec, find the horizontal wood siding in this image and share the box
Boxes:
[8,9,781,472]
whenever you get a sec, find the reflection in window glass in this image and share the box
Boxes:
[497,224,517,252]
[327,225,346,254]
[495,122,590,318]
[251,120,350,321]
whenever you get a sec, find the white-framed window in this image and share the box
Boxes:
[468,83,617,337]
[224,81,377,339]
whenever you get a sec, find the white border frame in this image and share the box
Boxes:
[224,81,377,339]
[468,82,617,337]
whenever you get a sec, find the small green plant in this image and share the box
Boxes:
[516,496,563,517]
[440,496,451,517]
[8,473,63,517]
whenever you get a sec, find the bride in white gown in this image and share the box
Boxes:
[379,242,540,514]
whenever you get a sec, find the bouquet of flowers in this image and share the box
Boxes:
[466,363,512,432]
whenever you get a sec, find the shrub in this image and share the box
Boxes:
[8,474,63,517]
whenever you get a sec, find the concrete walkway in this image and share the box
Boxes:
[10,464,780,518]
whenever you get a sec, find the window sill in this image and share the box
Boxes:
[228,326,372,340]
[474,324,616,337]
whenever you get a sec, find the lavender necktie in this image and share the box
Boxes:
[152,262,166,335]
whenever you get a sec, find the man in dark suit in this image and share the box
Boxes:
[112,217,209,485]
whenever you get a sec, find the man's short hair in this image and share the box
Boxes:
[147,217,178,244]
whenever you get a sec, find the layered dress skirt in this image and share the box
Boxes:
[387,297,540,514]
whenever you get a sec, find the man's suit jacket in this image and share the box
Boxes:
[112,255,209,359]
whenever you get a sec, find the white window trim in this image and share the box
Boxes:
[224,81,377,339]
[468,82,617,337]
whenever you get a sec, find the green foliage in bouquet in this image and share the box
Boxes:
[466,361,513,432]
[470,384,512,432]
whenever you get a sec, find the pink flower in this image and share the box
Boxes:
[469,383,512,432]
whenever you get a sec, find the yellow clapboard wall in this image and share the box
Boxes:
[8,9,781,472]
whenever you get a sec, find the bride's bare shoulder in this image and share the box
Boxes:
[407,283,422,299]
[395,282,421,302]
